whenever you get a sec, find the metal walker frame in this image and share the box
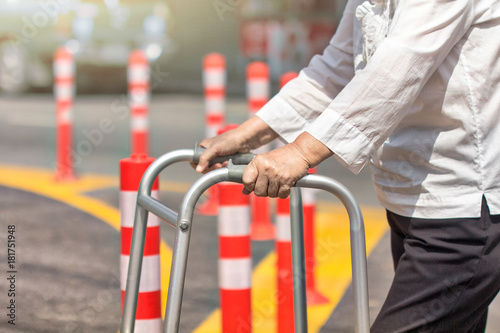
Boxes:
[120,148,370,333]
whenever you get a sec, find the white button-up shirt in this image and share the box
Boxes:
[257,0,500,218]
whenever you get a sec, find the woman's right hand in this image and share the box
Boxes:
[194,116,278,173]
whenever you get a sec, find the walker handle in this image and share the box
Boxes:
[193,144,255,167]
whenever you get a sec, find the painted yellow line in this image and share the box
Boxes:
[0,164,173,318]
[194,203,388,332]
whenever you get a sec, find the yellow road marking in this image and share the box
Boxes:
[0,164,389,331]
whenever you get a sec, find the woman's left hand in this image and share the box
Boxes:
[242,132,334,199]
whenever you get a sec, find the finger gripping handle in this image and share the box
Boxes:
[193,144,255,166]
[227,160,246,182]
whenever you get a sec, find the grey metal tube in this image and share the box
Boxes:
[192,145,255,166]
[290,188,308,333]
[121,149,195,333]
[138,196,178,228]
[137,149,196,197]
[121,205,149,333]
[295,174,370,333]
[163,168,230,333]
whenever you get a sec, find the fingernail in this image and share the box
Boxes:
[196,165,202,172]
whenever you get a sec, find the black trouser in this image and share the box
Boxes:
[371,197,500,333]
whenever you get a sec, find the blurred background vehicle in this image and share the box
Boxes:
[157,0,345,95]
[0,0,62,94]
[236,0,339,79]
[0,0,345,96]
[0,0,176,94]
[63,0,176,93]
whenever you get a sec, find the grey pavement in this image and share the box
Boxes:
[0,185,121,333]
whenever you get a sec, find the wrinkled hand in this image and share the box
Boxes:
[194,116,278,173]
[194,127,249,173]
[193,117,334,198]
[242,143,310,199]
[242,132,334,198]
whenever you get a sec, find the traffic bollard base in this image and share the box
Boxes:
[306,288,330,306]
[54,170,77,183]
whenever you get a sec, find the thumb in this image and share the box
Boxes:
[196,149,215,173]
[242,163,258,193]
[195,162,206,173]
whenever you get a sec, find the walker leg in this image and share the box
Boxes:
[121,206,149,333]
[351,216,370,333]
[290,188,308,333]
[163,219,193,333]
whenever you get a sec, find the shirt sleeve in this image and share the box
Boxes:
[257,0,357,146]
[258,0,475,174]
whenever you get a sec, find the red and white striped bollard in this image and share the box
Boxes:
[273,131,295,332]
[279,71,329,305]
[120,153,162,332]
[303,167,329,305]
[203,52,226,138]
[246,61,274,240]
[276,196,294,333]
[217,124,252,332]
[54,46,75,181]
[198,53,227,216]
[128,50,150,156]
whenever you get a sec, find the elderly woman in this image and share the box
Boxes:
[196,0,500,331]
